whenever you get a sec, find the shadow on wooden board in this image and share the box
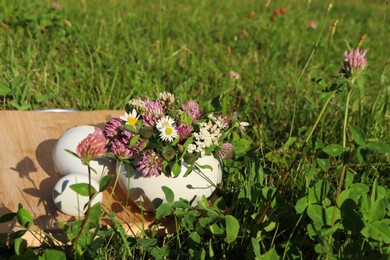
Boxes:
[0,110,173,247]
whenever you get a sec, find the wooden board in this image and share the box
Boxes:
[0,110,172,247]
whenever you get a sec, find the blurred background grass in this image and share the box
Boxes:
[0,0,388,146]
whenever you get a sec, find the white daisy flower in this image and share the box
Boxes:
[156,116,176,130]
[159,125,178,142]
[120,109,139,127]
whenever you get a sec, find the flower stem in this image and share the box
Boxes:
[329,88,352,245]
[66,165,93,256]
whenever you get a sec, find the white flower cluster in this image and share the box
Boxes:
[187,114,227,156]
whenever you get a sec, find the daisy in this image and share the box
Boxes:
[159,125,178,142]
[156,116,176,131]
[120,109,139,127]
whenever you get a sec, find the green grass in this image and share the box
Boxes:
[0,0,389,259]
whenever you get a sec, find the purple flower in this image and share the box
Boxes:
[137,150,163,177]
[219,143,234,160]
[177,123,192,142]
[77,129,107,163]
[110,140,134,159]
[342,48,368,76]
[143,101,164,126]
[122,129,145,151]
[181,100,201,122]
[104,118,124,139]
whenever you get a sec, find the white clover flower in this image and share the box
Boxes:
[239,121,250,132]
[187,144,197,153]
[120,109,139,127]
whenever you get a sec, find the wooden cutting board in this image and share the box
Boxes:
[0,110,171,247]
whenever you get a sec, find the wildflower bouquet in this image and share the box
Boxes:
[103,92,247,178]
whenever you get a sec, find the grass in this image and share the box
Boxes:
[0,0,389,259]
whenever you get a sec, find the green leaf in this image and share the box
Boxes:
[12,76,24,89]
[14,237,23,256]
[171,160,181,177]
[356,147,368,164]
[183,164,193,177]
[308,180,329,204]
[155,203,173,219]
[316,157,330,172]
[367,198,386,222]
[87,202,102,226]
[260,248,280,260]
[0,82,11,96]
[250,237,262,259]
[39,249,67,260]
[307,204,324,227]
[366,141,390,154]
[225,215,240,244]
[344,170,354,189]
[0,212,16,223]
[70,183,96,196]
[295,196,308,214]
[17,208,33,229]
[161,186,174,203]
[323,144,343,157]
[361,220,390,243]
[12,229,27,239]
[129,134,140,148]
[210,223,224,235]
[99,174,113,192]
[350,125,366,145]
[189,232,201,244]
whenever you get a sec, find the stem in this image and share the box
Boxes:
[257,95,333,224]
[66,165,93,256]
[329,88,352,242]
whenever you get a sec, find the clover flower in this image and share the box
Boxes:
[137,150,163,177]
[143,101,164,126]
[77,129,107,164]
[104,117,123,139]
[181,100,202,122]
[128,97,147,114]
[111,140,134,159]
[342,48,368,76]
[177,123,192,142]
[219,143,234,159]
[159,92,175,110]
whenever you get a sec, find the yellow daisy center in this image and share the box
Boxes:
[163,121,170,126]
[128,117,138,126]
[165,128,173,135]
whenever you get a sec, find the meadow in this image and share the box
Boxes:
[0,0,389,259]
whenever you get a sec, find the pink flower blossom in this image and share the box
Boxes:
[77,129,107,163]
[306,20,317,29]
[52,2,61,10]
[219,143,234,160]
[229,70,240,80]
[137,150,163,177]
[104,117,123,139]
[143,101,164,126]
[110,140,134,159]
[342,48,368,75]
[181,100,201,122]
[177,123,192,142]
